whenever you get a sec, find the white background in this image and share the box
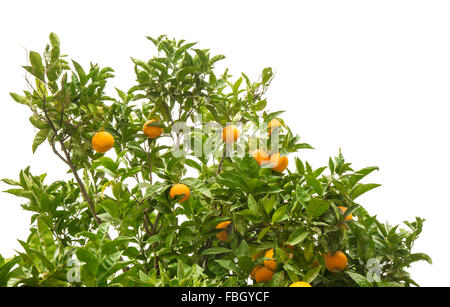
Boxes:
[0,0,449,286]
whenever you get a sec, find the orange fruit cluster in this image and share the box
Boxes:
[250,149,270,166]
[92,119,163,153]
[250,248,277,283]
[250,149,289,173]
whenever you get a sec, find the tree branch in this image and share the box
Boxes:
[216,145,227,174]
[29,75,102,226]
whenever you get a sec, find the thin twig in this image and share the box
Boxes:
[216,145,227,174]
[27,75,102,226]
[146,139,153,184]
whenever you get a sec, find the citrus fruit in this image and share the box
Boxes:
[250,149,270,166]
[91,131,114,153]
[169,184,190,203]
[222,125,240,143]
[143,119,163,139]
[250,265,262,280]
[338,206,353,221]
[264,249,277,271]
[216,221,232,242]
[325,251,348,272]
[289,281,312,287]
[268,118,281,135]
[270,153,289,173]
[254,266,275,283]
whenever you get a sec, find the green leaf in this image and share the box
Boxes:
[247,194,258,213]
[185,159,202,173]
[97,199,119,219]
[210,54,226,64]
[295,157,305,175]
[31,250,55,271]
[97,251,124,285]
[302,266,321,284]
[236,240,250,258]
[174,42,197,59]
[131,57,152,74]
[215,259,239,272]
[272,205,288,223]
[201,247,232,256]
[350,183,381,199]
[76,248,98,276]
[347,166,379,187]
[295,185,311,205]
[149,60,167,75]
[256,227,271,242]
[1,178,21,186]
[287,227,308,246]
[29,51,45,80]
[261,196,276,214]
[36,217,56,257]
[176,66,199,81]
[49,32,60,64]
[254,99,267,111]
[307,198,330,219]
[193,49,208,65]
[232,77,243,94]
[97,223,110,245]
[0,257,20,287]
[92,157,118,174]
[32,129,49,153]
[29,116,49,129]
[305,174,323,196]
[72,60,87,85]
[181,177,211,198]
[409,253,432,264]
[262,67,273,83]
[239,157,260,178]
[10,93,28,105]
[346,271,373,287]
[3,188,33,199]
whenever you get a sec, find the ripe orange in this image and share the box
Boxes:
[289,281,312,287]
[222,125,240,143]
[143,119,163,139]
[338,206,353,221]
[270,153,289,173]
[250,149,270,166]
[268,118,281,135]
[169,184,190,203]
[264,249,277,271]
[250,265,262,280]
[216,221,232,242]
[91,131,114,153]
[325,251,348,272]
[254,266,275,283]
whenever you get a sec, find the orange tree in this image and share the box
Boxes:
[1,33,431,287]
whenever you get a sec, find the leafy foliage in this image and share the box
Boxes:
[2,33,430,287]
